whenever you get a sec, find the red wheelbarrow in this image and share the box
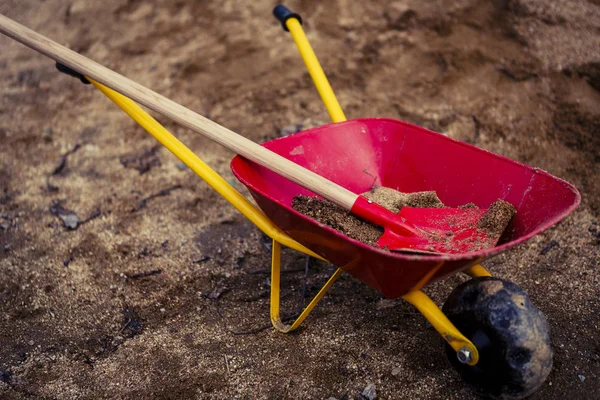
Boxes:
[0,5,580,400]
[239,6,580,399]
[232,117,580,298]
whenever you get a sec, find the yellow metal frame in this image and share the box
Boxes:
[88,78,341,333]
[82,15,492,365]
[284,18,491,365]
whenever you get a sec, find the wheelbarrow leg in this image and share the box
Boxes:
[270,240,343,332]
[82,78,339,330]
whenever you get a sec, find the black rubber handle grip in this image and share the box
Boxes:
[56,62,90,84]
[273,5,302,31]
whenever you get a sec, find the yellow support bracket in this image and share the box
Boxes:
[464,263,492,278]
[402,290,479,365]
[270,240,343,332]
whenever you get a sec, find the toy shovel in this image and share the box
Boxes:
[0,13,496,254]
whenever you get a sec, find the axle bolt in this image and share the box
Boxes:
[457,347,472,364]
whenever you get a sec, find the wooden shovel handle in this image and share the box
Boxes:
[0,13,358,210]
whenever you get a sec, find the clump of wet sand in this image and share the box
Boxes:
[292,186,516,250]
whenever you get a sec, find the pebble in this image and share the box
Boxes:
[50,204,81,230]
[84,144,98,153]
[176,162,188,171]
[279,124,303,137]
[376,298,397,310]
[69,0,91,14]
[578,374,585,382]
[28,340,35,346]
[362,383,377,400]
[392,366,402,376]
[43,128,53,141]
[60,214,80,230]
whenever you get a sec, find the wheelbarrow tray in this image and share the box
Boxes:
[231,118,580,298]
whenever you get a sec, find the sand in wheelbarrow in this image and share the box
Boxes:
[362,187,445,213]
[292,187,516,250]
[292,195,384,245]
[477,199,517,238]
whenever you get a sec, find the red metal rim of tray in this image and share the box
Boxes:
[231,118,581,261]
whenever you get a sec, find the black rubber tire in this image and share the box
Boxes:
[442,277,552,400]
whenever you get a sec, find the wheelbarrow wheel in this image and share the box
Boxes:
[442,277,552,400]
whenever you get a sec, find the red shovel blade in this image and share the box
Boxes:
[377,207,495,254]
[351,196,500,255]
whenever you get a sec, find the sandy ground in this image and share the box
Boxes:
[0,0,598,399]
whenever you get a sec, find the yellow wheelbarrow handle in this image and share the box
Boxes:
[274,5,346,123]
[88,78,323,261]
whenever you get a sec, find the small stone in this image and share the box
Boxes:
[578,374,585,382]
[43,127,53,141]
[362,383,377,400]
[50,203,80,230]
[376,298,397,310]
[202,286,228,300]
[391,366,402,376]
[28,340,35,346]
[69,0,91,14]
[160,308,166,313]
[0,222,9,230]
[176,161,188,171]
[60,214,80,230]
[84,144,98,153]
[279,124,303,137]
